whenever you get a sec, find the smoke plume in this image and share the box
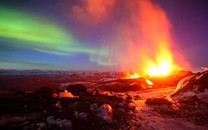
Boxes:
[64,0,189,72]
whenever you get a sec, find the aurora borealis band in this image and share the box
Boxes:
[0,0,208,71]
[0,8,107,55]
[0,5,111,70]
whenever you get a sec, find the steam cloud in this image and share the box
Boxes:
[64,0,189,71]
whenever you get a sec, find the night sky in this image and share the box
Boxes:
[0,0,208,71]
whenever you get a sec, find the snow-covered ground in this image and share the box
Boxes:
[128,87,176,99]
[102,86,208,129]
[0,70,207,129]
[0,87,207,129]
[132,99,207,130]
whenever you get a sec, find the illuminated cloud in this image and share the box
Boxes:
[70,0,116,24]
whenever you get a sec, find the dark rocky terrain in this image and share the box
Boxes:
[0,70,207,129]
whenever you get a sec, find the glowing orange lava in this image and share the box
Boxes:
[129,73,140,79]
[125,0,188,78]
[144,49,176,77]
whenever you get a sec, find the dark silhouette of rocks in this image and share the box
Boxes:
[66,84,87,95]
[15,90,25,95]
[34,86,53,99]
[145,98,172,106]
[96,78,152,92]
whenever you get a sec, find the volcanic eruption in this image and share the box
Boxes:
[118,0,189,77]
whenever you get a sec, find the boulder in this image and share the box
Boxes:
[66,84,87,95]
[15,90,25,95]
[145,98,172,106]
[171,70,208,97]
[34,86,53,99]
[97,104,113,123]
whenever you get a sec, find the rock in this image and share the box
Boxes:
[145,98,172,106]
[97,104,113,123]
[90,103,99,112]
[169,71,208,126]
[72,102,91,113]
[52,92,59,98]
[54,101,62,109]
[172,70,193,78]
[171,70,208,97]
[74,111,87,119]
[47,116,72,130]
[36,122,46,129]
[34,86,53,99]
[15,90,25,95]
[0,116,26,126]
[59,90,75,98]
[66,84,87,95]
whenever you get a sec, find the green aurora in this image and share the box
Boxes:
[0,8,108,57]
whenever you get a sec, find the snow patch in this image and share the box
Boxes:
[47,116,72,129]
[97,104,113,123]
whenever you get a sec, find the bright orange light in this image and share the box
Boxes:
[145,49,175,77]
[130,73,140,79]
[123,0,189,78]
[127,73,140,79]
[137,0,184,77]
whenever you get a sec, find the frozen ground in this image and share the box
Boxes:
[128,86,176,99]
[126,88,208,130]
[131,101,206,130]
[0,70,207,129]
[94,86,206,130]
[0,86,207,129]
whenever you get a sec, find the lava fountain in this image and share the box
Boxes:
[71,0,189,77]
[124,0,189,78]
[139,0,179,77]
[144,48,175,77]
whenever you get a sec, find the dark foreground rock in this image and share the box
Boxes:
[66,84,87,95]
[34,86,53,99]
[0,89,140,130]
[145,98,172,106]
[170,71,208,125]
[94,77,153,92]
